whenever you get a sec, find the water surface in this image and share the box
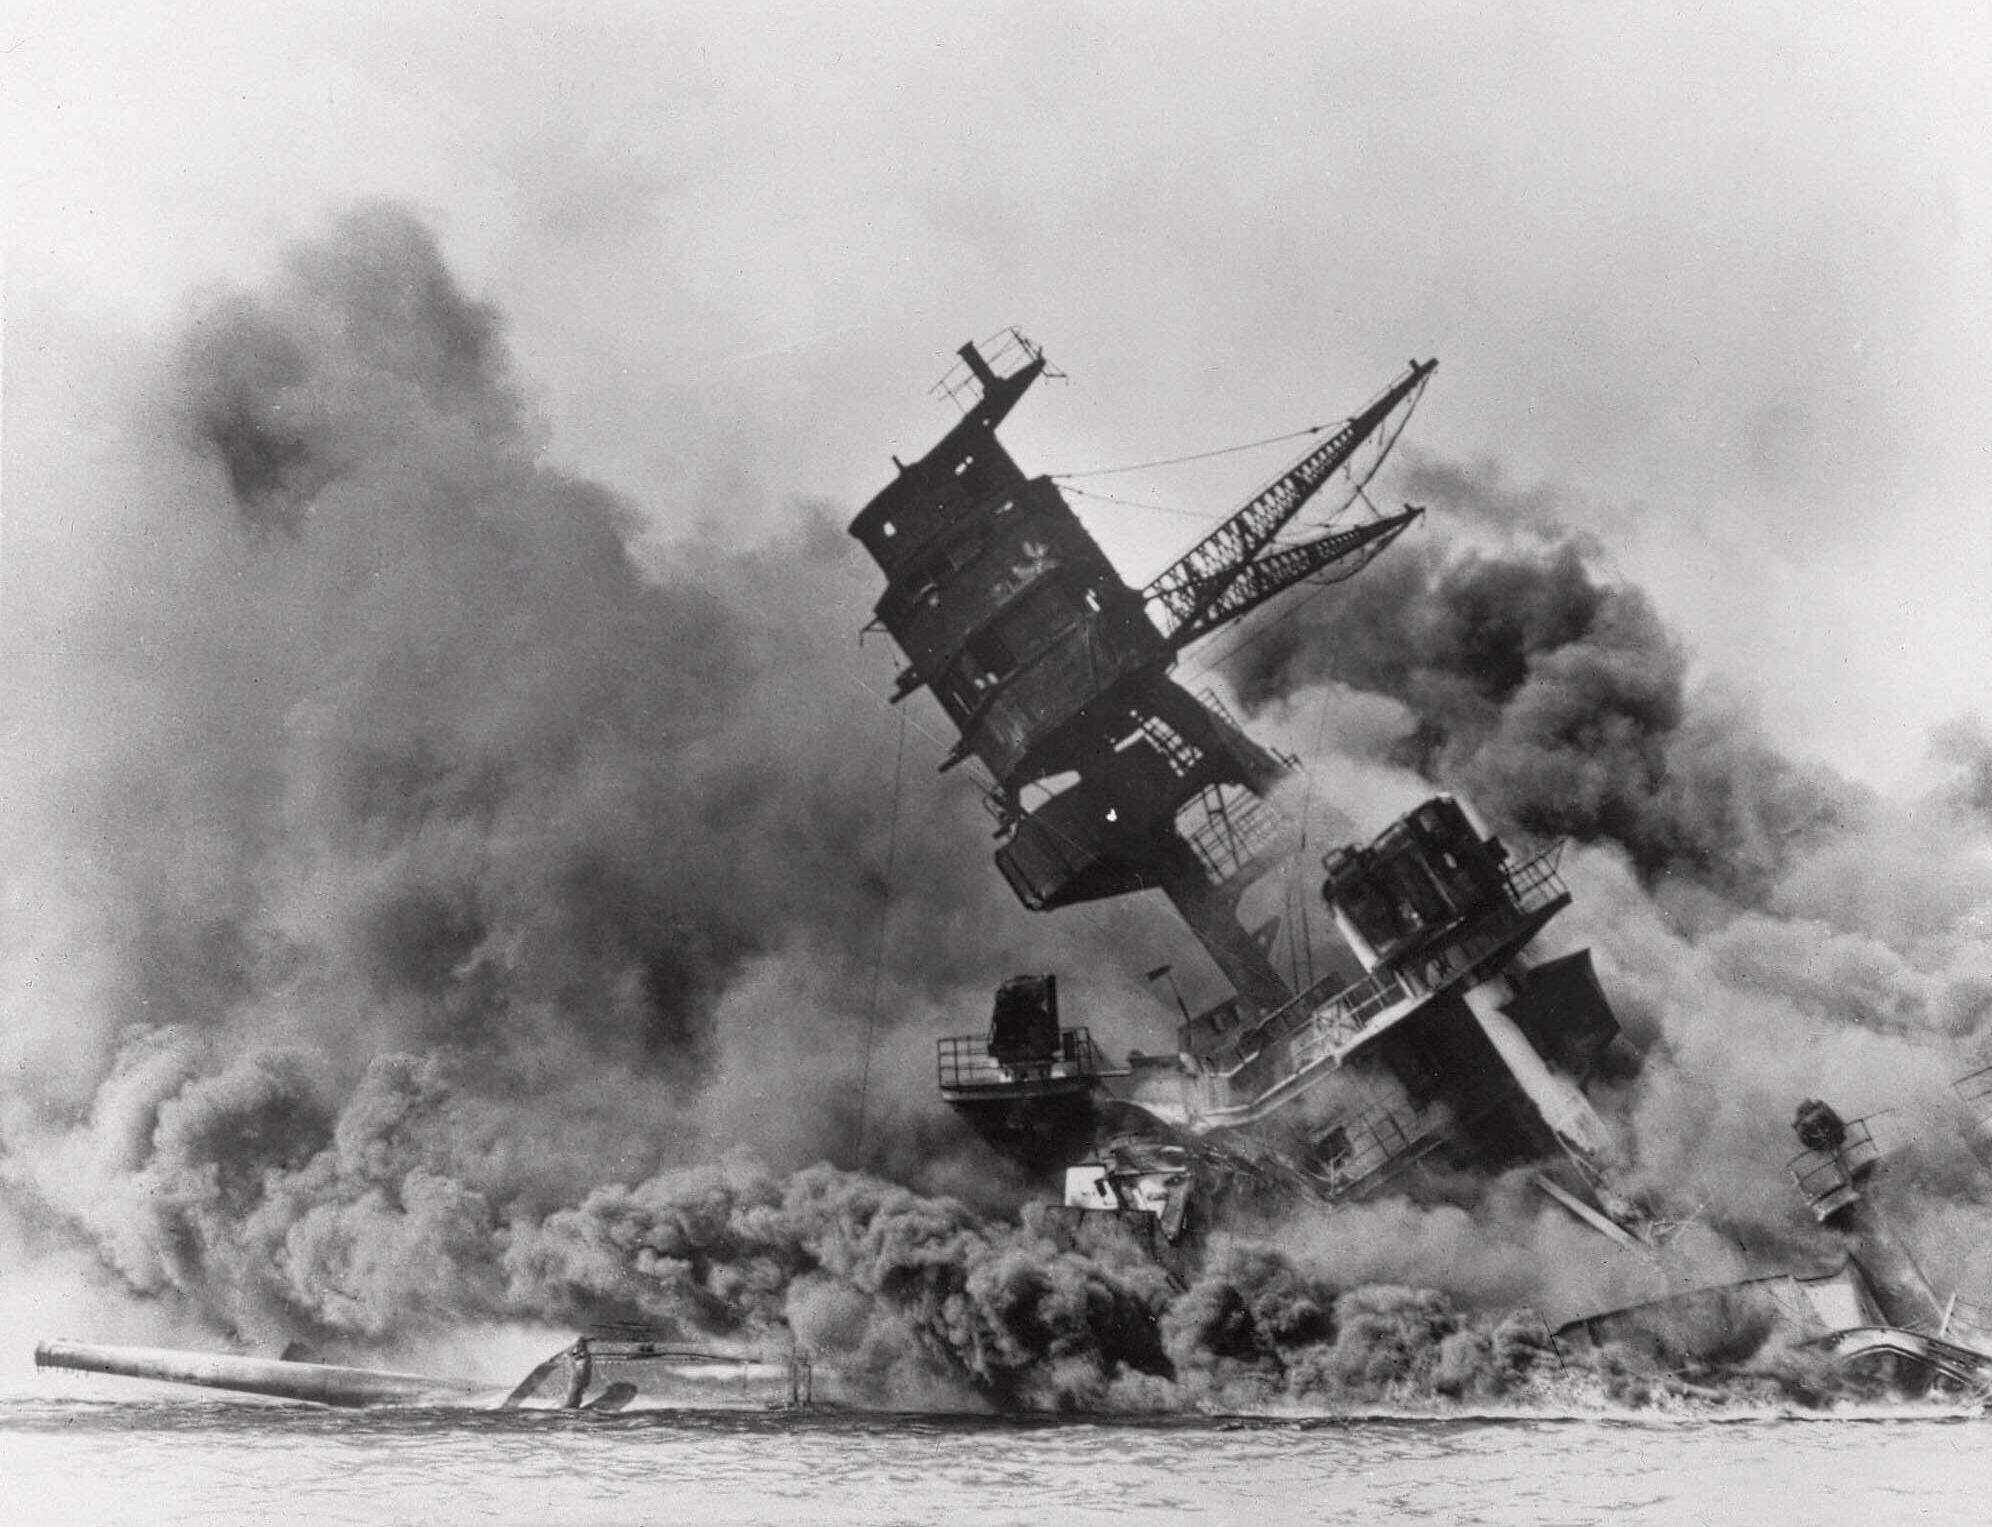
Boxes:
[3,1398,1983,1525]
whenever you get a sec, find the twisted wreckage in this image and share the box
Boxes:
[34,333,1992,1407]
[853,338,1637,1249]
[851,332,1992,1397]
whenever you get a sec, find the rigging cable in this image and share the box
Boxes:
[1050,422,1332,480]
[854,710,908,1168]
[1061,484,1236,522]
[1064,482,1383,545]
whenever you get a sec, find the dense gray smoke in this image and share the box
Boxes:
[8,206,1992,1412]
[1218,453,1992,1365]
[0,205,1172,1380]
[1228,510,1862,904]
[1932,717,1992,823]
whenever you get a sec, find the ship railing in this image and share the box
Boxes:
[1180,784,1290,885]
[1302,1101,1448,1198]
[1287,968,1422,1063]
[1501,841,1568,917]
[1331,840,1570,1008]
[930,328,1046,413]
[1225,910,1589,1112]
[1194,686,1245,736]
[1954,1063,1992,1117]
[1138,713,1204,777]
[937,1027,1116,1092]
[1215,964,1424,1102]
[1230,963,1408,1063]
[1199,841,1575,1112]
[1232,839,1571,1059]
[1189,684,1305,770]
[1787,1117,1881,1219]
[1412,914,1559,1004]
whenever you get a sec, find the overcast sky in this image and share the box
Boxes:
[7,0,1989,789]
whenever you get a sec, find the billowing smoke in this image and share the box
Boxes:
[0,205,1176,1372]
[10,205,1992,1413]
[1228,471,1863,904]
[1216,448,1992,1379]
[1931,717,1992,824]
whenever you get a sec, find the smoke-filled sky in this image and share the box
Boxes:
[7,0,1992,1408]
[9,0,1989,787]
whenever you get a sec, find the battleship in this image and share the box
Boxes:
[852,332,1637,1247]
[851,330,1992,1397]
[34,331,1992,1409]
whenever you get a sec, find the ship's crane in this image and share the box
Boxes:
[1157,508,1423,652]
[853,339,1668,1284]
[851,333,1438,1073]
[1141,359,1435,650]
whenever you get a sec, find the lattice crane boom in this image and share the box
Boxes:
[1165,506,1424,650]
[1142,358,1436,649]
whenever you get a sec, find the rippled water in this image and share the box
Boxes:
[3,1398,1986,1526]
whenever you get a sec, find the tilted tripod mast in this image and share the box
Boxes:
[850,333,1433,1015]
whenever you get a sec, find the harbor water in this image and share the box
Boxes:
[1,1395,1984,1526]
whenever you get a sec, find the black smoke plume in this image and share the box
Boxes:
[8,207,1992,1413]
[1228,498,1861,904]
[0,204,1158,1351]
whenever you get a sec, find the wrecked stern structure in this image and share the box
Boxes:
[850,334,1639,1250]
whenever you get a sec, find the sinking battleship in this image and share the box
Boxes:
[852,332,1636,1247]
[850,330,1992,1395]
[38,333,1992,1409]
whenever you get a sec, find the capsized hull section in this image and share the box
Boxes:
[35,1336,816,1412]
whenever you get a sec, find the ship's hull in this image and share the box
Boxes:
[35,1338,817,1413]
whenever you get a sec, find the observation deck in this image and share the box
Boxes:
[1789,1114,1882,1223]
[936,1027,1125,1105]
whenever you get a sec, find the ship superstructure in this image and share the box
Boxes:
[853,334,1642,1245]
[852,333,1427,1019]
[37,335,1992,1409]
[1110,797,1630,1200]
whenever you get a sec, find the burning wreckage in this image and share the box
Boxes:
[847,331,1992,1398]
[35,330,1992,1409]
[850,338,1641,1266]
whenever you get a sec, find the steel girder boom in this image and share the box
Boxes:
[1142,358,1436,649]
[1164,505,1423,649]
